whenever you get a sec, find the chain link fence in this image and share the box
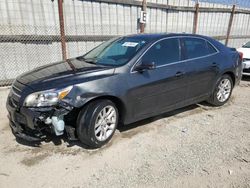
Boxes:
[0,0,62,86]
[0,0,250,86]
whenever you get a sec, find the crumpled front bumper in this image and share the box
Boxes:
[8,119,42,142]
[6,98,52,141]
[6,96,74,142]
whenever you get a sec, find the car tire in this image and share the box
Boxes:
[76,99,118,148]
[207,74,233,106]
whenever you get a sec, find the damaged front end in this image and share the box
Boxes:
[6,81,77,142]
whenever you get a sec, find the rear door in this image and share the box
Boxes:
[127,38,187,120]
[182,37,219,100]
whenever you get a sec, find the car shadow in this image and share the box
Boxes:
[15,102,211,149]
[117,104,200,133]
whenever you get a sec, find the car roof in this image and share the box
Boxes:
[125,33,210,42]
[122,33,227,52]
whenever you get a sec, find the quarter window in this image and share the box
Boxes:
[183,38,217,59]
[141,38,181,66]
[207,41,217,54]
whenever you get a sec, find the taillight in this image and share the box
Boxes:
[238,52,243,61]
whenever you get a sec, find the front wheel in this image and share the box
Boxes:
[76,100,118,148]
[207,74,233,106]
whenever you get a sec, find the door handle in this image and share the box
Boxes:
[212,62,218,67]
[175,71,184,77]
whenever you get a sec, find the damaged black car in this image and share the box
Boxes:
[6,33,242,148]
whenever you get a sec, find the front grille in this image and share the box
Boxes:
[9,97,19,108]
[9,80,25,107]
[12,80,24,95]
[11,87,21,99]
[12,85,21,95]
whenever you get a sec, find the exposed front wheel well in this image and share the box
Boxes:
[65,96,126,129]
[79,96,126,124]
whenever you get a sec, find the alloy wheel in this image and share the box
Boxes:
[94,105,117,141]
[216,78,232,102]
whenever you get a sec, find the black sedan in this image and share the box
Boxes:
[6,33,242,148]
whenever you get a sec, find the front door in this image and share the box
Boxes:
[127,38,188,120]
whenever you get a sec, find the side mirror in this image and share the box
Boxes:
[134,61,156,73]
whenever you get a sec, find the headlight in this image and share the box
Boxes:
[24,86,73,107]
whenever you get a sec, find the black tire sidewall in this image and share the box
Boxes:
[77,100,118,148]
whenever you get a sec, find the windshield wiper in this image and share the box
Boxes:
[84,58,97,64]
[77,56,97,64]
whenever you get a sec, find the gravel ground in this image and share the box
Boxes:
[0,78,250,188]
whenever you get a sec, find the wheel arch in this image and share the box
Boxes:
[210,70,236,96]
[79,95,126,124]
[222,71,236,86]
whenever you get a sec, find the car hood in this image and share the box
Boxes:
[16,58,115,89]
[237,47,250,59]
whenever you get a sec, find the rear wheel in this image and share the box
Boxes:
[207,74,233,106]
[76,100,118,148]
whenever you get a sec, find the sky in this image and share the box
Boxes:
[196,0,250,7]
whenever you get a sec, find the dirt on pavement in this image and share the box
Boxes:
[0,79,250,188]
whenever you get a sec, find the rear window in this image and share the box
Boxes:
[183,38,217,59]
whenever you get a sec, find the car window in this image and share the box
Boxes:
[207,41,217,54]
[141,38,180,66]
[183,38,216,59]
[242,41,250,48]
[82,37,149,66]
[103,42,128,56]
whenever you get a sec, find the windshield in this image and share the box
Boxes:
[242,41,250,48]
[80,37,149,66]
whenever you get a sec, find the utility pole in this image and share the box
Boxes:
[193,2,199,34]
[140,0,147,33]
[58,0,67,60]
[225,4,236,46]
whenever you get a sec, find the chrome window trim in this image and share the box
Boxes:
[130,36,220,74]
